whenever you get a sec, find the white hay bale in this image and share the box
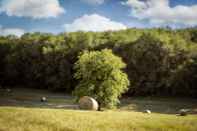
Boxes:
[179,109,188,116]
[79,96,98,111]
[41,97,47,102]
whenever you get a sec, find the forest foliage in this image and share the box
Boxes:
[0,28,197,97]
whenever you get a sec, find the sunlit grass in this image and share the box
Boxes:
[0,88,197,131]
[0,107,197,131]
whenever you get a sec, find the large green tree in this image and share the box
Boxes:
[73,49,130,108]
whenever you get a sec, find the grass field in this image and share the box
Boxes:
[0,88,197,131]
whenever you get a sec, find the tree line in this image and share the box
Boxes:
[0,28,197,97]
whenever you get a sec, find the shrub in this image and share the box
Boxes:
[73,49,130,108]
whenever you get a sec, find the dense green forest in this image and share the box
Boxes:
[0,28,197,97]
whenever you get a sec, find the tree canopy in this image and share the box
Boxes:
[73,49,130,108]
[0,28,197,97]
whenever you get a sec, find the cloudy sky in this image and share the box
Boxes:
[0,0,197,36]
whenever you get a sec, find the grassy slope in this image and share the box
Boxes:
[0,107,197,131]
[0,88,197,131]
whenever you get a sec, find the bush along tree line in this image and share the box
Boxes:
[0,28,197,102]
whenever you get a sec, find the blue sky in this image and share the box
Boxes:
[0,0,197,36]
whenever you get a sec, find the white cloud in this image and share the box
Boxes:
[64,14,127,32]
[0,26,25,37]
[123,0,197,26]
[0,0,65,19]
[81,0,105,5]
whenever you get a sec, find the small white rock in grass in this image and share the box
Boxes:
[145,109,151,114]
[79,96,98,111]
[41,97,47,102]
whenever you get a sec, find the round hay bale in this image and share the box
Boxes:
[79,96,98,111]
[41,97,47,102]
[179,109,188,116]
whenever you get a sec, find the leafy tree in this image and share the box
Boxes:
[73,49,130,108]
[116,34,189,95]
[189,29,197,43]
[172,54,197,97]
[123,34,171,95]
